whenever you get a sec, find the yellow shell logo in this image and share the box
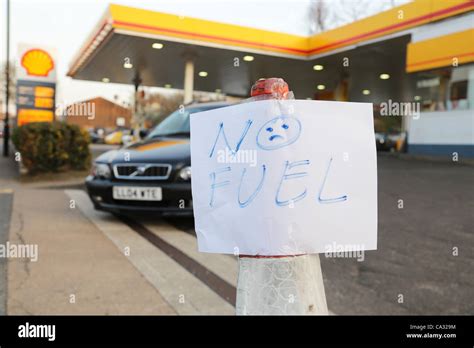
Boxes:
[21,49,54,77]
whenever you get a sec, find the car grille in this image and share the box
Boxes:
[113,163,172,180]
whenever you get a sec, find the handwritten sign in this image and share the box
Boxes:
[190,100,377,255]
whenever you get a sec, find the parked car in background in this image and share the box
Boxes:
[121,129,136,146]
[387,132,403,151]
[375,132,396,152]
[104,129,127,145]
[121,129,150,146]
[85,102,230,215]
[88,128,102,143]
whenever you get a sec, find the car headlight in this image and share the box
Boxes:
[91,163,111,179]
[178,166,191,180]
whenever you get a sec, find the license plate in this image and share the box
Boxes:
[113,186,162,201]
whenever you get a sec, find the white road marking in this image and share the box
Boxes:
[65,189,234,315]
[141,220,238,287]
[142,221,337,315]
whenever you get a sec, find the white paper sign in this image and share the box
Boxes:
[190,100,377,255]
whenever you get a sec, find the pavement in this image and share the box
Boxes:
[1,143,236,315]
[0,190,13,315]
[0,144,18,314]
[0,143,473,315]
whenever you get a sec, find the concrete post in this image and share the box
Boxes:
[235,78,329,315]
[183,59,194,104]
[236,255,328,315]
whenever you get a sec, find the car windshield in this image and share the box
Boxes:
[147,104,228,138]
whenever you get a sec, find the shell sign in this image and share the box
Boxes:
[21,49,55,77]
[17,44,56,82]
[16,44,57,125]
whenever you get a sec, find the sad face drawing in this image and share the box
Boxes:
[256,116,302,150]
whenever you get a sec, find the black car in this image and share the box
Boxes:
[85,102,230,215]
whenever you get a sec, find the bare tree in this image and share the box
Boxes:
[308,0,330,34]
[334,0,376,25]
[138,91,183,127]
[135,87,229,127]
[311,0,407,32]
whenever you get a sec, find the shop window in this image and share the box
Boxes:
[448,80,468,110]
[415,64,473,112]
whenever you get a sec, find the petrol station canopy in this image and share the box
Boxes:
[67,0,474,99]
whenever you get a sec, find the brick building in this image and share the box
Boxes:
[64,97,132,130]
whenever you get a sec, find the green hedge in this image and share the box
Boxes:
[12,122,91,174]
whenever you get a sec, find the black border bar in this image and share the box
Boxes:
[0,315,472,346]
